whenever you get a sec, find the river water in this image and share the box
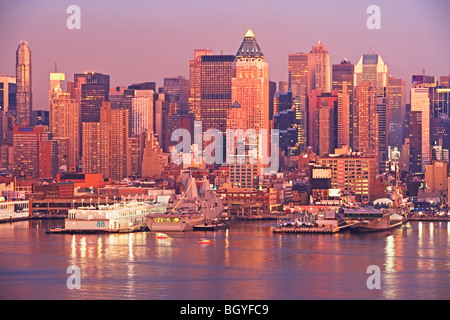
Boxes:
[0,219,448,300]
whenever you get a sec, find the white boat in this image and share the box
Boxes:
[0,200,29,222]
[147,175,224,232]
[58,197,167,233]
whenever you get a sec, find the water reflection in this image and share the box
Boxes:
[0,220,449,299]
[383,235,396,299]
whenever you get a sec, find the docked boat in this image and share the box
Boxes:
[342,206,403,233]
[146,175,224,232]
[0,200,29,222]
[49,197,168,234]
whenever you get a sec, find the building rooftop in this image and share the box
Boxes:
[236,29,264,59]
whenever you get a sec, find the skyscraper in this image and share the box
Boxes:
[200,55,236,134]
[0,76,17,114]
[387,76,406,148]
[231,29,270,175]
[352,81,378,161]
[232,30,269,134]
[408,111,422,175]
[332,59,354,93]
[337,81,351,148]
[49,75,80,172]
[307,90,338,154]
[309,41,331,93]
[131,90,154,135]
[288,52,312,98]
[82,101,129,181]
[16,40,32,126]
[354,51,389,172]
[332,59,353,147]
[410,75,436,172]
[74,72,110,123]
[163,76,189,113]
[189,49,213,121]
[13,126,45,178]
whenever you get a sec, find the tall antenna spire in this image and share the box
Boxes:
[54,59,57,73]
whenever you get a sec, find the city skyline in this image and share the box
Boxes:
[0,0,449,110]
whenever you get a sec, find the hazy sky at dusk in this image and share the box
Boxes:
[0,0,449,109]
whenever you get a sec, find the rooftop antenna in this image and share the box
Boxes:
[422,68,425,75]
[54,59,57,73]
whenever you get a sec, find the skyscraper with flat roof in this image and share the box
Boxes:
[354,51,389,172]
[189,49,213,121]
[353,81,379,162]
[200,55,236,134]
[387,76,406,149]
[0,76,17,114]
[13,126,45,178]
[410,75,436,172]
[74,72,110,123]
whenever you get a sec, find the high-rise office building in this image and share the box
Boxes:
[227,101,258,188]
[354,51,388,97]
[408,111,422,175]
[337,81,351,148]
[16,40,32,126]
[49,73,80,171]
[0,76,16,166]
[200,55,236,134]
[308,90,338,154]
[387,76,406,149]
[38,137,58,179]
[439,75,449,88]
[74,72,110,123]
[354,51,389,172]
[332,59,353,147]
[430,86,450,118]
[332,59,354,92]
[163,76,190,113]
[13,126,45,178]
[82,102,129,181]
[131,90,154,135]
[154,92,173,152]
[352,81,379,161]
[274,90,297,154]
[232,30,269,134]
[109,86,127,109]
[106,105,129,181]
[0,76,17,114]
[310,41,331,93]
[189,49,213,121]
[82,121,110,178]
[231,29,270,176]
[49,73,66,97]
[410,75,436,172]
[288,52,312,99]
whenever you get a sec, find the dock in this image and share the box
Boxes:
[272,222,357,234]
[407,216,450,222]
[272,226,339,234]
[193,222,230,231]
[46,226,148,234]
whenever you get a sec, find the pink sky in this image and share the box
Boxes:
[0,0,449,109]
